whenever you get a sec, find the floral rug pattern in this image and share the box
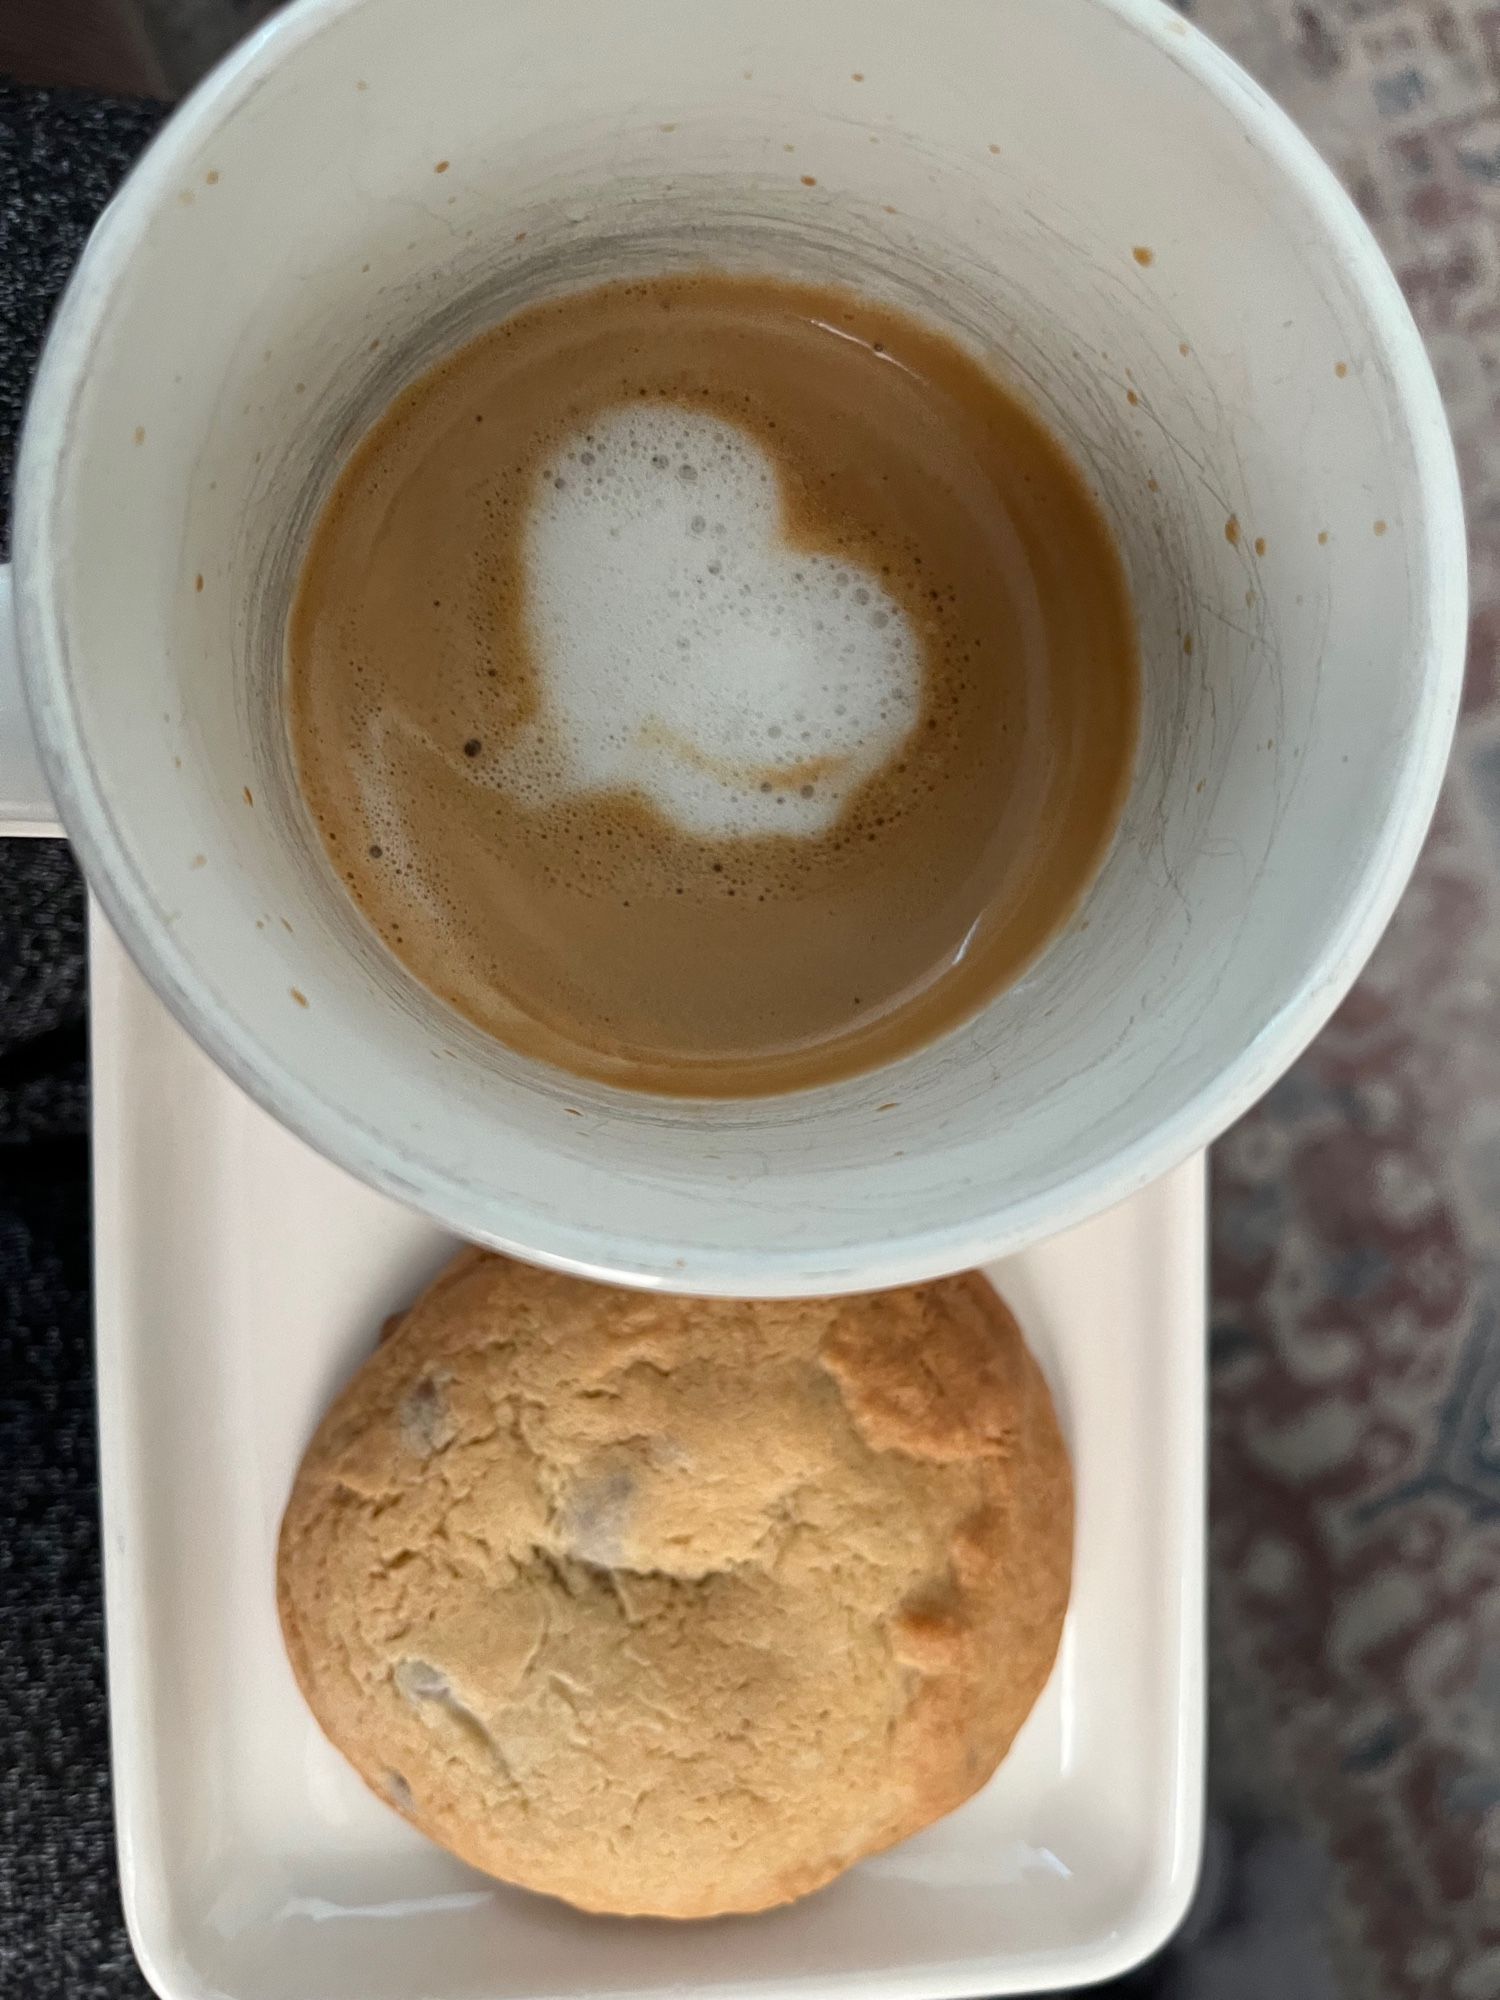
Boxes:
[1183,2,1500,1994]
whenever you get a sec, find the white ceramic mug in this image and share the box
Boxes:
[1,0,1465,1294]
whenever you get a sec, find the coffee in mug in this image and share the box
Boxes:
[288,273,1138,1095]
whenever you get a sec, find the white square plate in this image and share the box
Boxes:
[91,915,1204,2000]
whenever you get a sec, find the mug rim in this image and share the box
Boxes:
[13,0,1468,1294]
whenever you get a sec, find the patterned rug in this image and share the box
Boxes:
[1183,3,1500,1996]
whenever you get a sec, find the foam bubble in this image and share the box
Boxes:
[506,405,921,837]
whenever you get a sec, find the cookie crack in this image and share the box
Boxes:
[393,1658,522,1793]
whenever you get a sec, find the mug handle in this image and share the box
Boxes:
[0,565,63,837]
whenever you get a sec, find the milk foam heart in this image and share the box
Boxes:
[509,406,921,838]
